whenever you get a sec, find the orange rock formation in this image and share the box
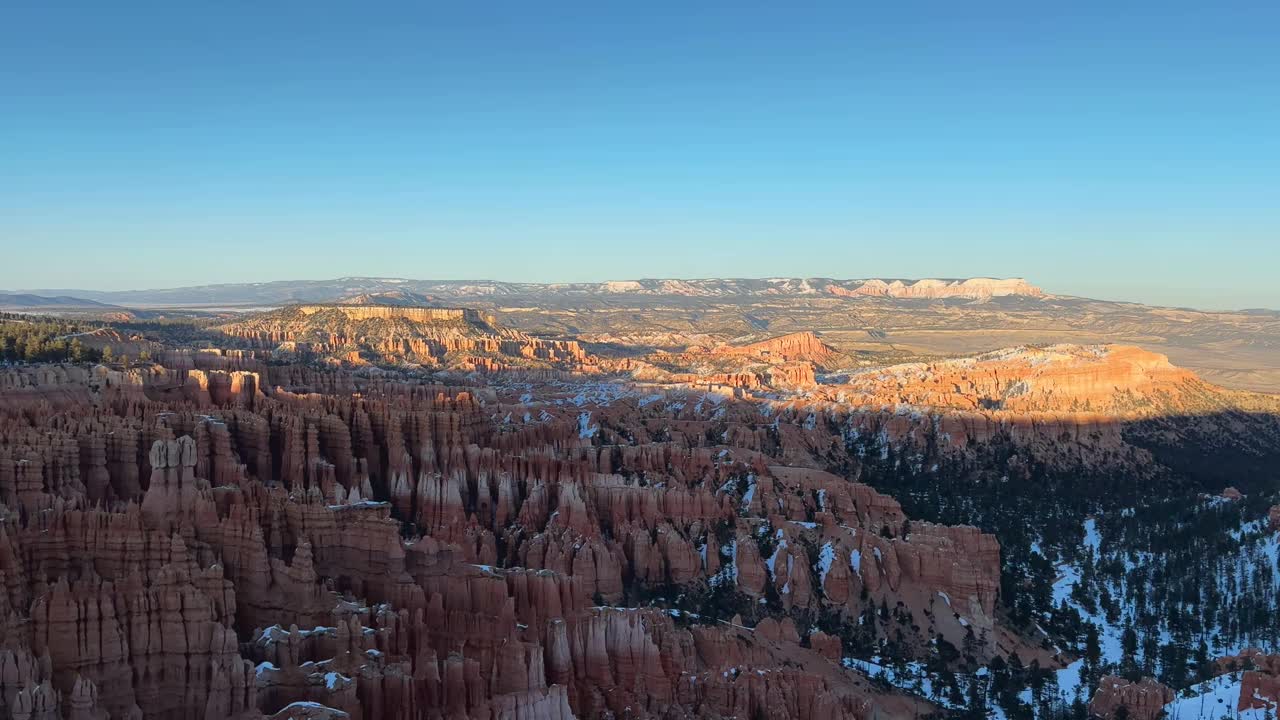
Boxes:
[1088,676,1176,720]
[0,353,997,719]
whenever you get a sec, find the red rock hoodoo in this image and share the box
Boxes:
[1088,676,1176,720]
[0,349,1020,720]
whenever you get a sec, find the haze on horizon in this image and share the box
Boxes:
[2,2,1278,310]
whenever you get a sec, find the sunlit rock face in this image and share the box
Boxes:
[817,344,1202,415]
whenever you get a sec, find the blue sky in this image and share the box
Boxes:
[2,2,1277,309]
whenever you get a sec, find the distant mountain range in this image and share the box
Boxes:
[0,293,114,309]
[13,276,1044,307]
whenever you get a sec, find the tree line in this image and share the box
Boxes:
[0,314,104,363]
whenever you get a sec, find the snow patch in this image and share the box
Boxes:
[578,412,599,439]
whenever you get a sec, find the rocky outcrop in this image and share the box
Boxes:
[1088,676,1175,720]
[820,344,1201,416]
[140,435,214,526]
[0,365,94,408]
[710,332,838,365]
[217,304,589,368]
[299,306,491,324]
[1215,650,1280,713]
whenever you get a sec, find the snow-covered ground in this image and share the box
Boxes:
[842,657,957,709]
[1039,509,1279,716]
[577,411,599,439]
[845,504,1279,719]
[1164,673,1268,720]
[1045,518,1121,704]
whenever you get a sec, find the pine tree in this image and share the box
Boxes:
[1121,624,1140,680]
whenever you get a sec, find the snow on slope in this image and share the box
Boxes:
[1164,672,1268,720]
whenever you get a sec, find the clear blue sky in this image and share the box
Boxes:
[2,2,1277,309]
